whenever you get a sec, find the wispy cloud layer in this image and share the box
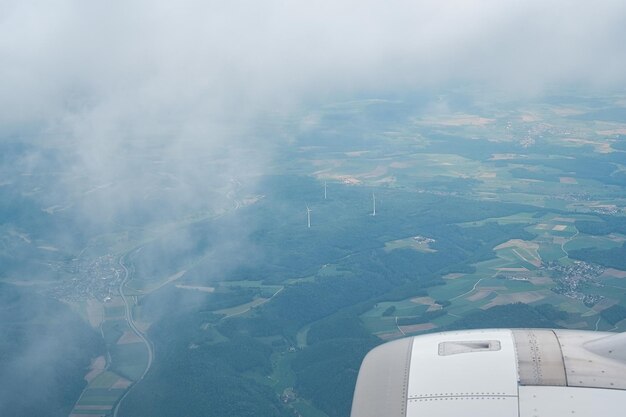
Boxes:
[1,0,625,221]
[3,1,626,122]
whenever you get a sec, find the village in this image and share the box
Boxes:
[48,254,123,302]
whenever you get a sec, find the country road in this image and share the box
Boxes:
[113,253,154,417]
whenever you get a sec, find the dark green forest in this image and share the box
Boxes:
[570,243,626,270]
[120,178,564,417]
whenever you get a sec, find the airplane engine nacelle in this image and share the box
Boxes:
[351,329,626,417]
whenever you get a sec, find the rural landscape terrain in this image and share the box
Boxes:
[2,91,626,417]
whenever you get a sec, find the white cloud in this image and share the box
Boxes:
[1,0,625,221]
[2,1,626,125]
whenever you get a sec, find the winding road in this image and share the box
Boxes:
[113,253,154,417]
[451,277,486,301]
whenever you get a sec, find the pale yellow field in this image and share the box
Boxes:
[174,284,215,293]
[597,128,626,135]
[496,267,529,272]
[529,277,553,285]
[443,273,466,280]
[592,298,619,312]
[520,113,541,122]
[421,114,495,126]
[490,153,520,160]
[559,177,578,184]
[411,296,437,305]
[86,299,104,328]
[376,331,404,340]
[481,291,547,309]
[117,331,142,345]
[602,268,626,279]
[399,323,437,333]
[111,377,132,389]
[493,239,539,250]
[494,239,542,267]
[562,137,612,153]
[553,217,576,223]
[73,405,112,410]
[84,356,106,382]
[466,289,494,302]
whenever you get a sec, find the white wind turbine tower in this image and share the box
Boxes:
[306,204,312,228]
[324,181,327,200]
[371,193,376,216]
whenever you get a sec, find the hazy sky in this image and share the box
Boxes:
[3,1,626,126]
[2,0,626,221]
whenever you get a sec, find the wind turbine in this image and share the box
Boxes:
[324,181,327,200]
[371,193,376,216]
[306,204,312,228]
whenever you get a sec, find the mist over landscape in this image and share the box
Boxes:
[2,2,626,417]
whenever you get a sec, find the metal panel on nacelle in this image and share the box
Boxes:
[519,386,626,417]
[407,329,519,399]
[555,330,626,390]
[350,337,413,417]
[513,329,567,386]
[407,395,518,417]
